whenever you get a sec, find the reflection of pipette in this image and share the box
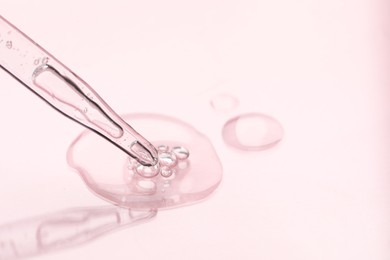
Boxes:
[0,15,158,166]
[0,206,156,259]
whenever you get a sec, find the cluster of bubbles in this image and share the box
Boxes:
[128,145,190,179]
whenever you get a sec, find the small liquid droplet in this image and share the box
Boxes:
[158,152,177,168]
[161,166,175,178]
[136,164,160,178]
[222,113,283,151]
[210,94,239,111]
[157,145,169,152]
[172,146,190,160]
[5,41,12,49]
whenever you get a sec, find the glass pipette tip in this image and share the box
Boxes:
[0,15,158,166]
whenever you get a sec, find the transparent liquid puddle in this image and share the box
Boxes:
[67,113,223,209]
[222,113,284,151]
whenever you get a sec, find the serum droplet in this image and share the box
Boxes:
[222,113,284,151]
[160,167,175,178]
[158,152,177,168]
[136,164,160,178]
[157,145,169,152]
[172,146,190,160]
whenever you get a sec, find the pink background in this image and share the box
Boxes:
[1,0,389,259]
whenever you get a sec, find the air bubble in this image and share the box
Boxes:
[172,146,190,160]
[158,152,177,168]
[161,167,175,178]
[222,113,284,151]
[136,164,160,178]
[5,41,12,49]
[157,145,169,152]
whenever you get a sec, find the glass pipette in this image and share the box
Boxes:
[0,15,158,167]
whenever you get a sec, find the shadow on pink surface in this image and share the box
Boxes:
[0,207,156,259]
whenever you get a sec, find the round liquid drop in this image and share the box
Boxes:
[222,113,284,151]
[67,113,223,209]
